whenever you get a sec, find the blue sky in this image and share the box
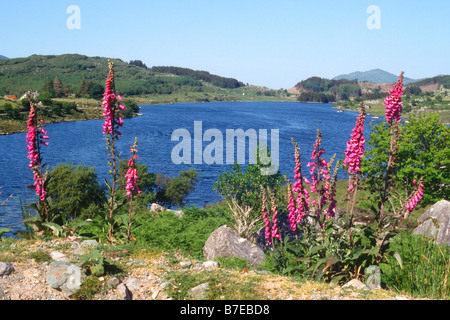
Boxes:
[0,0,449,89]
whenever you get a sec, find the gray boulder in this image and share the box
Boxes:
[413,200,450,245]
[203,225,265,267]
[188,282,209,300]
[0,262,14,276]
[46,261,84,297]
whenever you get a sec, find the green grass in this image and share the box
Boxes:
[164,269,264,300]
[380,231,450,299]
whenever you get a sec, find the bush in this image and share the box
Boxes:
[362,112,450,208]
[46,163,106,221]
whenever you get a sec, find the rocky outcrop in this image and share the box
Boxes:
[150,203,183,217]
[203,225,265,267]
[413,200,450,245]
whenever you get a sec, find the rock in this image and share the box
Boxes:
[50,251,70,262]
[126,278,140,291]
[107,277,121,289]
[169,209,183,217]
[413,200,450,245]
[342,279,369,291]
[180,260,192,268]
[203,225,265,267]
[0,262,14,276]
[188,282,209,300]
[81,239,99,248]
[150,203,166,213]
[202,261,219,270]
[365,265,381,290]
[116,283,132,300]
[46,261,84,297]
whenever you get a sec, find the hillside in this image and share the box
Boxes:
[0,55,8,60]
[333,69,415,84]
[0,54,245,98]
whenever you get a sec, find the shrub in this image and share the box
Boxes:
[46,163,106,221]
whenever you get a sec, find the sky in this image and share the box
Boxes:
[0,0,449,89]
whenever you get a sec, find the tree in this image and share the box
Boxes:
[157,169,200,208]
[53,77,63,97]
[361,112,450,209]
[89,83,104,100]
[46,163,106,221]
[41,77,56,97]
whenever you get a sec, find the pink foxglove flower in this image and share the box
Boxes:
[287,183,297,232]
[261,198,272,245]
[406,179,424,212]
[271,197,281,241]
[102,61,126,136]
[343,103,366,174]
[383,72,404,123]
[125,139,142,197]
[26,104,49,201]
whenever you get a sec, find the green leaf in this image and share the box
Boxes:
[308,245,326,255]
[42,222,62,237]
[21,215,42,224]
[388,251,403,269]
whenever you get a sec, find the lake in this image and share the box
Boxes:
[0,101,382,235]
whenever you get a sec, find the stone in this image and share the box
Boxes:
[126,278,140,291]
[116,283,132,300]
[50,251,70,262]
[188,282,209,300]
[46,261,84,297]
[202,261,219,270]
[0,262,14,276]
[81,239,99,248]
[342,279,369,291]
[180,260,192,268]
[413,200,450,245]
[365,265,381,290]
[203,225,265,267]
[150,203,166,213]
[107,277,121,289]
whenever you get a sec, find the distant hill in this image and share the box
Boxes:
[0,54,244,97]
[0,55,8,60]
[333,69,415,84]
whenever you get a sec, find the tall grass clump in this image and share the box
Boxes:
[381,231,450,299]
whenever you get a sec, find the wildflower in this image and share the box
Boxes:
[406,179,424,212]
[287,183,297,231]
[343,103,366,174]
[383,72,404,123]
[291,138,308,227]
[26,103,49,202]
[102,61,126,136]
[261,192,272,244]
[270,196,281,241]
[125,139,141,197]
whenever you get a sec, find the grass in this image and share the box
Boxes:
[380,231,450,299]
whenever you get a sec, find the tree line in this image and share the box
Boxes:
[150,66,245,89]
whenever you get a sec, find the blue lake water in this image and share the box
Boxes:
[0,101,382,235]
